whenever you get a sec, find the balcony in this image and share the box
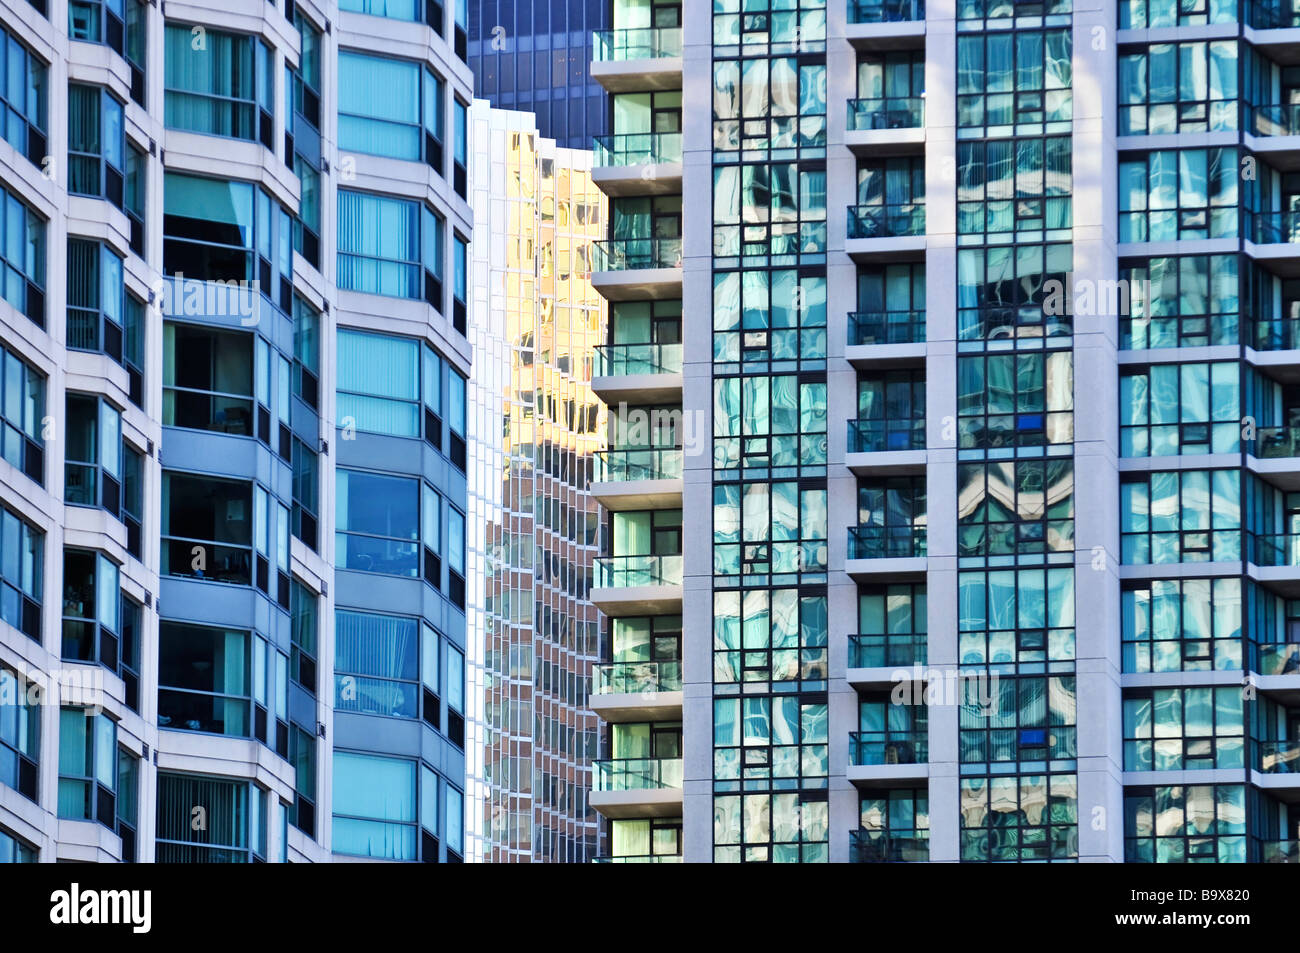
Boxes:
[1248,105,1300,171]
[591,554,683,616]
[848,730,928,784]
[847,525,926,581]
[848,634,927,689]
[1257,840,1300,862]
[593,133,683,195]
[847,204,926,262]
[590,238,683,300]
[846,98,925,157]
[590,757,684,818]
[1253,641,1300,676]
[1248,426,1300,489]
[591,449,684,510]
[1246,211,1300,274]
[1255,741,1300,792]
[591,660,684,722]
[850,829,929,863]
[847,0,926,51]
[847,419,926,476]
[846,311,927,369]
[592,342,684,404]
[591,28,683,93]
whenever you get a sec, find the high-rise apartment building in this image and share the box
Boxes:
[465,101,607,863]
[468,0,610,150]
[585,0,1300,863]
[0,0,471,863]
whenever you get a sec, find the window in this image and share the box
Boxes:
[445,783,463,859]
[957,139,1071,239]
[957,353,1073,451]
[1121,362,1240,456]
[68,84,124,206]
[1120,254,1239,349]
[155,772,267,862]
[960,775,1078,862]
[853,476,925,558]
[125,144,146,257]
[336,469,418,577]
[337,52,444,168]
[339,0,421,22]
[855,369,925,452]
[122,292,144,404]
[337,329,422,437]
[956,460,1073,559]
[1124,784,1246,863]
[121,442,143,558]
[958,568,1075,668]
[714,375,827,471]
[161,470,253,585]
[61,549,120,670]
[337,190,443,305]
[960,674,1077,765]
[857,693,926,764]
[610,817,682,861]
[446,643,464,746]
[288,725,316,837]
[447,507,465,608]
[1121,469,1241,563]
[711,52,828,155]
[452,97,467,196]
[452,232,467,334]
[448,365,466,468]
[956,29,1071,135]
[857,790,928,862]
[163,322,254,436]
[292,295,320,409]
[0,342,45,485]
[855,584,926,667]
[1125,687,1244,770]
[164,24,273,147]
[453,0,467,59]
[0,506,41,639]
[1120,41,1237,135]
[67,238,124,361]
[65,393,123,519]
[69,0,125,51]
[116,746,138,860]
[158,621,252,737]
[0,826,36,862]
[334,610,420,718]
[119,594,142,710]
[292,437,318,550]
[290,579,317,693]
[1119,0,1238,29]
[124,0,145,103]
[291,10,322,132]
[712,590,822,687]
[713,270,827,370]
[333,751,417,860]
[164,173,291,299]
[1120,147,1239,242]
[1123,577,1242,673]
[57,707,117,829]
[1,184,46,327]
[0,26,48,166]
[0,665,38,800]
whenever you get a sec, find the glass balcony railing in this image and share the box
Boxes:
[594,132,683,167]
[1249,0,1300,28]
[1248,532,1300,567]
[593,854,684,863]
[594,660,683,695]
[848,419,926,453]
[848,525,927,559]
[849,633,928,668]
[1251,426,1300,459]
[592,237,683,271]
[595,342,684,377]
[1253,641,1300,675]
[593,757,684,791]
[848,203,925,239]
[848,97,924,131]
[1258,840,1300,862]
[596,448,684,482]
[850,829,930,863]
[1254,317,1300,351]
[593,27,683,61]
[848,310,925,346]
[1248,210,1300,244]
[1257,739,1300,773]
[849,730,927,765]
[595,554,683,588]
[848,0,925,22]
[1251,104,1300,136]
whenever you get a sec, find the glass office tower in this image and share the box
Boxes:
[0,0,471,862]
[583,0,1300,862]
[468,0,610,149]
[464,101,608,863]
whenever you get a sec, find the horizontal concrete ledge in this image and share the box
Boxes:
[590,690,684,723]
[590,787,684,819]
[591,57,683,94]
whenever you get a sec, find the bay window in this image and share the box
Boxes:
[0,183,46,327]
[61,548,121,669]
[161,470,253,585]
[0,26,47,166]
[0,342,45,485]
[163,322,254,436]
[290,579,317,693]
[336,469,444,585]
[337,190,444,305]
[65,393,123,518]
[155,772,268,862]
[67,238,124,359]
[0,665,38,800]
[338,51,445,169]
[164,23,273,147]
[68,84,124,206]
[57,707,117,829]
[333,751,417,860]
[0,506,41,640]
[334,609,420,718]
[292,295,320,409]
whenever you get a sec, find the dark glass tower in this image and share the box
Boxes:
[468,0,609,149]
